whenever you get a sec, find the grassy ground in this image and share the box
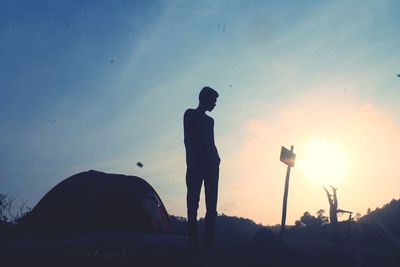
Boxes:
[1,231,399,267]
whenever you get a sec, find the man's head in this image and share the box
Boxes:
[199,86,219,112]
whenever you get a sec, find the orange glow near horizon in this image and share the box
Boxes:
[216,94,400,226]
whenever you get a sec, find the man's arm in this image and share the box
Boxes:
[183,109,193,152]
[184,109,202,166]
[210,118,220,165]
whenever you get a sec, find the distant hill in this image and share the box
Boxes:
[170,214,262,242]
[359,198,400,237]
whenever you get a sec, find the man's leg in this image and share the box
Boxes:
[186,166,203,243]
[204,165,219,245]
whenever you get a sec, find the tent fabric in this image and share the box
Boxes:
[20,170,172,233]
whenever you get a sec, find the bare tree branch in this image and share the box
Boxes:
[0,192,31,222]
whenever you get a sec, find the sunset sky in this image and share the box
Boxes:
[1,0,399,225]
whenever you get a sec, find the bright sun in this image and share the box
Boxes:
[297,137,349,185]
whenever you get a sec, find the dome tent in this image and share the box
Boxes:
[20,170,172,233]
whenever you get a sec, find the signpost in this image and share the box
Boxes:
[279,145,296,239]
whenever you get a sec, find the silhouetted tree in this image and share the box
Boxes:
[323,186,354,230]
[317,209,330,224]
[324,185,338,226]
[0,193,31,223]
[295,211,328,229]
[0,194,8,222]
[169,214,261,241]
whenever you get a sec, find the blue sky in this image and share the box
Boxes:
[1,0,400,225]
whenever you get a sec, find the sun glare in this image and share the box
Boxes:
[298,137,349,185]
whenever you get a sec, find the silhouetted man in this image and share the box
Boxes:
[184,86,220,246]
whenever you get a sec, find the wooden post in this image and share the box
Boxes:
[280,145,294,239]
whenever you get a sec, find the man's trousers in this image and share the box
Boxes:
[186,164,219,243]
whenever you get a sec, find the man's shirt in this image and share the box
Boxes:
[184,108,220,167]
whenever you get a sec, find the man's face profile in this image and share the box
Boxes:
[205,97,217,112]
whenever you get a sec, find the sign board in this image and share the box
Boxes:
[280,146,296,167]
